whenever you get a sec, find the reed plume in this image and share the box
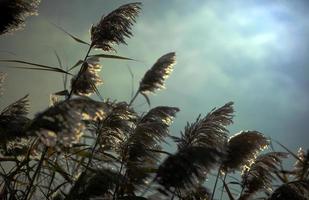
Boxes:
[175,102,234,153]
[139,52,176,95]
[90,2,142,51]
[129,52,176,106]
[268,180,309,200]
[123,106,179,192]
[89,101,138,152]
[293,148,309,181]
[0,95,30,143]
[67,168,121,200]
[239,152,288,200]
[156,146,222,193]
[0,0,41,35]
[156,102,233,194]
[222,130,269,173]
[29,97,109,147]
[182,185,210,200]
[125,106,179,162]
[1,94,29,117]
[70,57,103,97]
[0,2,305,200]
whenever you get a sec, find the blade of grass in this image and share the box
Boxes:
[222,179,235,200]
[68,60,84,72]
[274,140,303,163]
[89,54,137,61]
[54,50,67,89]
[1,66,72,75]
[49,22,90,46]
[142,93,151,107]
[127,65,134,99]
[54,90,69,96]
[0,59,72,75]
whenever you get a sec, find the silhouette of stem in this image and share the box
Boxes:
[68,44,93,99]
[24,147,48,200]
[220,173,227,200]
[211,166,222,200]
[128,90,139,106]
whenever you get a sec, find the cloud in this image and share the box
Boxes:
[124,0,309,148]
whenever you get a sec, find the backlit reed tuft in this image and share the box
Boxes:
[29,97,109,147]
[1,94,29,117]
[156,102,233,194]
[139,52,176,94]
[293,148,309,181]
[222,130,269,173]
[175,102,234,153]
[123,106,179,191]
[0,0,41,35]
[90,2,142,51]
[0,95,30,143]
[126,106,179,155]
[156,146,222,193]
[68,168,121,200]
[71,57,103,96]
[89,101,138,152]
[124,106,179,161]
[182,185,210,200]
[268,180,309,200]
[239,152,288,200]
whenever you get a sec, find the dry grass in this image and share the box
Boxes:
[0,2,308,200]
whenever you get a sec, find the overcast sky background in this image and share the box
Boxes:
[0,0,308,152]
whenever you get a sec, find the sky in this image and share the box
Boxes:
[0,0,309,153]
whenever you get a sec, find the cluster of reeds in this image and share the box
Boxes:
[0,1,308,200]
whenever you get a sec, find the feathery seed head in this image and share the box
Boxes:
[90,2,142,51]
[240,152,288,200]
[293,147,309,181]
[71,57,103,96]
[268,180,309,200]
[175,102,234,153]
[0,95,30,142]
[157,147,222,192]
[222,130,269,173]
[29,98,109,147]
[0,0,41,35]
[139,52,176,94]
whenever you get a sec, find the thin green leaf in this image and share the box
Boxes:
[1,66,73,75]
[68,60,84,71]
[54,90,69,96]
[275,140,303,164]
[89,54,137,61]
[54,50,68,89]
[50,22,91,46]
[54,51,63,69]
[141,93,151,107]
[89,80,103,101]
[223,180,235,200]
[0,59,72,75]
[47,160,73,183]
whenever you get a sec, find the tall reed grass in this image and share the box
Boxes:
[0,2,308,200]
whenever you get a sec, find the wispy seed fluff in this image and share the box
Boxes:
[90,2,142,51]
[29,98,109,147]
[0,0,41,35]
[71,57,103,96]
[139,52,176,94]
[222,131,269,173]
